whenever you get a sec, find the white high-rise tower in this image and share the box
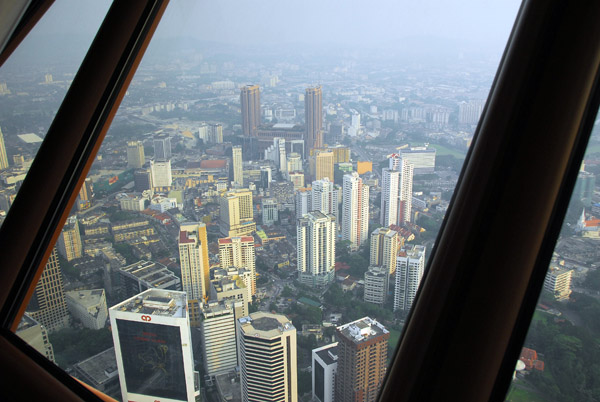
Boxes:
[297,211,336,287]
[233,146,243,187]
[394,244,426,311]
[380,154,414,226]
[342,172,369,251]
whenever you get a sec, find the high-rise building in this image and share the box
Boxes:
[296,188,311,219]
[261,198,279,225]
[313,149,334,182]
[290,139,305,160]
[57,215,83,261]
[218,236,256,296]
[200,302,238,377]
[16,314,55,363]
[297,211,336,287]
[381,154,414,225]
[364,266,389,306]
[312,343,338,402]
[238,312,297,402]
[305,86,323,151]
[264,137,287,173]
[219,189,256,237]
[150,159,172,188]
[335,317,389,402]
[27,248,70,332]
[153,135,171,159]
[126,141,145,169]
[544,265,573,301]
[241,85,261,137]
[342,172,369,251]
[133,169,153,192]
[458,100,484,125]
[109,289,199,402]
[311,178,339,222]
[394,244,426,311]
[209,123,223,143]
[287,152,302,172]
[233,146,244,187]
[210,268,251,319]
[77,177,94,210]
[0,126,9,170]
[370,227,399,275]
[118,260,181,299]
[179,223,210,324]
[289,172,305,189]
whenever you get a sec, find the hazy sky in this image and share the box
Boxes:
[30,0,521,49]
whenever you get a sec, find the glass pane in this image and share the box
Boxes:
[505,113,600,401]
[0,0,112,226]
[13,1,521,401]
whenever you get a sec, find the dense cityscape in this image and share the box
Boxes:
[3,5,600,401]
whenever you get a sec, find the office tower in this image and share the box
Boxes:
[311,178,339,222]
[296,188,311,219]
[342,172,369,251]
[262,198,278,225]
[0,126,8,170]
[210,268,251,319]
[370,227,399,275]
[311,149,334,182]
[219,189,256,237]
[150,159,172,188]
[109,289,199,402]
[210,123,223,143]
[544,265,573,301]
[218,236,256,296]
[260,166,271,189]
[264,138,287,173]
[126,141,145,169]
[198,123,209,143]
[287,152,302,172]
[297,211,336,287]
[27,248,69,332]
[241,85,261,137]
[238,312,297,402]
[305,86,323,151]
[364,266,388,306]
[394,244,426,311]
[179,223,210,325]
[458,100,484,125]
[312,343,338,402]
[200,302,237,377]
[335,317,389,402]
[118,260,181,299]
[153,135,171,159]
[134,169,153,192]
[381,154,414,225]
[77,177,94,210]
[233,146,244,187]
[57,215,83,261]
[65,289,108,330]
[16,314,55,363]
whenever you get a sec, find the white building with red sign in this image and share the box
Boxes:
[109,289,199,402]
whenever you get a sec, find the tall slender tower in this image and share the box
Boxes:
[305,86,323,151]
[27,248,70,332]
[335,317,389,402]
[179,223,210,324]
[218,236,256,295]
[126,141,145,169]
[394,244,426,311]
[297,211,336,287]
[311,178,339,222]
[383,154,414,225]
[153,135,171,159]
[232,146,243,187]
[238,312,297,402]
[0,126,8,170]
[57,216,83,261]
[342,172,369,251]
[241,85,261,137]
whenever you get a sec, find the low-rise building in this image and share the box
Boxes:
[65,289,108,329]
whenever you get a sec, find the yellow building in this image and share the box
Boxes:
[219,189,256,237]
[311,149,334,181]
[179,223,210,326]
[357,161,373,175]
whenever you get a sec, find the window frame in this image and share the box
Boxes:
[1,0,600,401]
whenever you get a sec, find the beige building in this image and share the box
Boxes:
[218,236,256,296]
[0,126,8,170]
[16,314,55,363]
[370,227,399,275]
[544,265,573,301]
[311,149,334,182]
[58,215,83,261]
[219,189,256,237]
[126,141,145,169]
[179,223,210,325]
[238,312,297,402]
[241,85,261,137]
[65,289,108,330]
[305,86,323,151]
[27,248,70,332]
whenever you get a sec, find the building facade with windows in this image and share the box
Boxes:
[342,172,369,251]
[297,211,336,287]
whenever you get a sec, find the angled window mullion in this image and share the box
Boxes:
[380,1,600,401]
[0,0,169,400]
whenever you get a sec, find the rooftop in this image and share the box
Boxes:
[72,347,118,387]
[66,289,105,308]
[110,289,186,318]
[337,317,389,344]
[238,311,295,339]
[314,343,338,366]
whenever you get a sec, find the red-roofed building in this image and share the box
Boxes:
[200,159,227,169]
[520,348,544,371]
